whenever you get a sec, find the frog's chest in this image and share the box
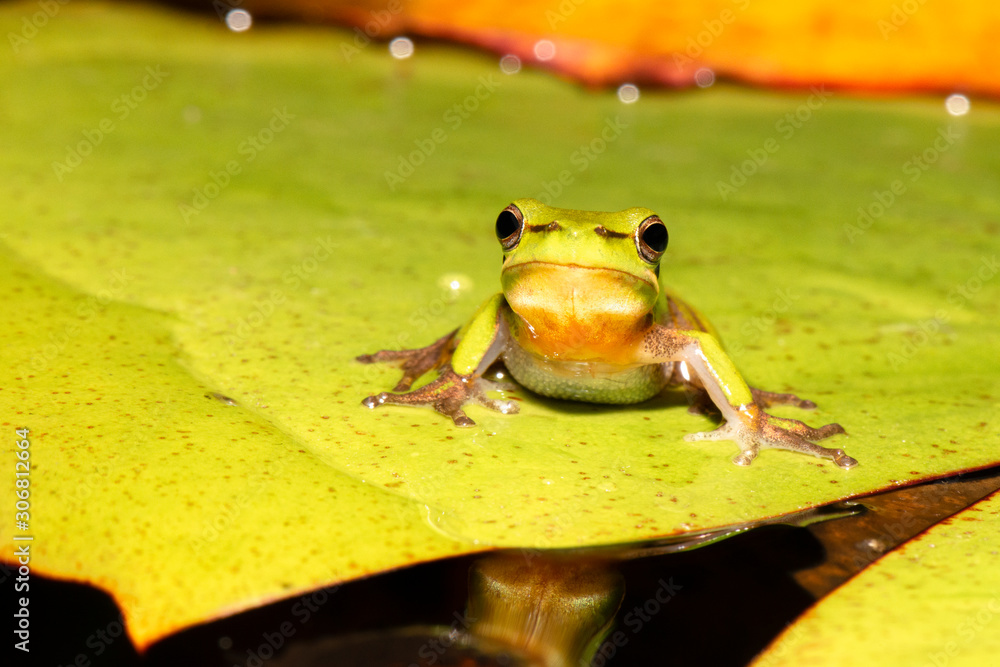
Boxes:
[500,340,666,404]
[498,302,665,405]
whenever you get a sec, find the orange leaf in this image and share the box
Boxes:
[248,0,1000,94]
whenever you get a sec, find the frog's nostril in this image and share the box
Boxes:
[594,225,628,239]
[527,221,562,232]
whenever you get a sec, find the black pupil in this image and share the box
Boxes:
[496,210,520,240]
[642,222,668,253]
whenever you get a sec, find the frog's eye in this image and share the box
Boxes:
[496,204,524,251]
[635,215,668,264]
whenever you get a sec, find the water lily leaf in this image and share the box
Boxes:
[246,0,1000,94]
[1,2,998,650]
[753,488,1000,666]
[0,254,472,646]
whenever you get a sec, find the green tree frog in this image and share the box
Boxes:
[358,199,857,469]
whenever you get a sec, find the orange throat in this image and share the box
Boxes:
[501,262,655,364]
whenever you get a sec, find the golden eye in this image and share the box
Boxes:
[635,215,668,264]
[496,203,524,251]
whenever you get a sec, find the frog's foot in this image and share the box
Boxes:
[685,407,857,469]
[684,420,761,465]
[361,367,518,427]
[750,387,817,410]
[356,328,459,391]
[768,414,846,440]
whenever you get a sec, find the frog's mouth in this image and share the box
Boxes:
[502,260,657,292]
[501,260,659,322]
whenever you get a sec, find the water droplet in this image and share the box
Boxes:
[225,9,252,32]
[617,83,640,104]
[694,67,715,88]
[945,93,970,116]
[389,37,414,59]
[500,54,521,75]
[437,273,472,294]
[533,39,556,61]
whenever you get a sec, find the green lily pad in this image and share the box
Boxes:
[0,253,471,644]
[754,488,1000,666]
[1,1,998,649]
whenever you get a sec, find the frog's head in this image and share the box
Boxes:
[497,198,668,334]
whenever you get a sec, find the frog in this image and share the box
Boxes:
[358,199,857,469]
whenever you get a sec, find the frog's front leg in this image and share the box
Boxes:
[642,327,857,469]
[357,329,458,391]
[357,328,459,391]
[360,367,516,426]
[357,294,517,426]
